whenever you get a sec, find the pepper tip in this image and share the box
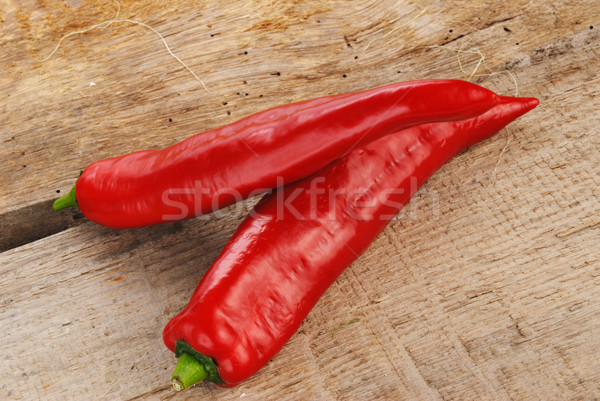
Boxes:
[528,97,540,109]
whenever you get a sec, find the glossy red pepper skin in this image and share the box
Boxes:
[163,96,539,386]
[72,80,499,229]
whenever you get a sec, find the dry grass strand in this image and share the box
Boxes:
[420,45,519,96]
[40,0,209,92]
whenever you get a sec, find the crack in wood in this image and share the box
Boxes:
[555,222,600,239]
[439,15,517,46]
[0,199,86,252]
[124,384,173,400]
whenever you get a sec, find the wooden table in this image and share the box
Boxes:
[1,0,598,399]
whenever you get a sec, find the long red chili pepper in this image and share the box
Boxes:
[53,80,499,229]
[162,95,538,388]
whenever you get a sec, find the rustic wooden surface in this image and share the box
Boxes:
[1,0,599,399]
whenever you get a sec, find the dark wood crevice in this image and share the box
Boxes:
[0,199,86,252]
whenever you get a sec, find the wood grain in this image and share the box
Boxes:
[1,0,599,399]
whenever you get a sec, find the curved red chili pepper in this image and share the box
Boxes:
[163,95,538,388]
[53,80,499,229]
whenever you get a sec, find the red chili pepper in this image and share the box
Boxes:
[53,80,499,229]
[162,95,539,388]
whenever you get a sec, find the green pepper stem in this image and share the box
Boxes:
[172,352,208,391]
[53,185,77,211]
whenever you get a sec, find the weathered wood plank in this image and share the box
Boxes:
[1,0,599,400]
[0,0,594,216]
